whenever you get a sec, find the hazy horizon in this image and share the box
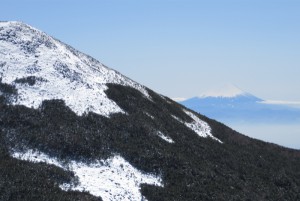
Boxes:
[228,122,300,150]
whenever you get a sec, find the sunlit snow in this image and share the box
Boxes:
[11,149,163,201]
[172,110,222,143]
[0,21,150,117]
[145,112,155,120]
[157,131,174,143]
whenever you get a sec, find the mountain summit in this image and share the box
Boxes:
[1,22,300,201]
[199,84,249,98]
[180,85,300,124]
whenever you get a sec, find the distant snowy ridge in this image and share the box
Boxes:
[0,21,149,117]
[11,149,163,201]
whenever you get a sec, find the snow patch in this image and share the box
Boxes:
[11,149,163,201]
[145,112,155,120]
[157,131,174,143]
[0,21,150,117]
[12,149,63,168]
[172,110,222,143]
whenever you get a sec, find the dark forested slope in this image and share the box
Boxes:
[0,82,299,200]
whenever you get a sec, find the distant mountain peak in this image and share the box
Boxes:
[199,84,247,98]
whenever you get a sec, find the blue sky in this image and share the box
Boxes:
[1,0,300,101]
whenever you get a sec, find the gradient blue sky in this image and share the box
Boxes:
[1,0,300,101]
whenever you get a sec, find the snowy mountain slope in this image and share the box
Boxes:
[0,21,220,141]
[1,22,300,201]
[0,21,225,200]
[0,21,149,117]
[12,149,163,201]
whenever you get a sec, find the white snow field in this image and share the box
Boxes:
[11,149,163,201]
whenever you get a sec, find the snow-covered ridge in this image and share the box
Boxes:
[11,149,163,201]
[172,110,222,143]
[0,21,150,117]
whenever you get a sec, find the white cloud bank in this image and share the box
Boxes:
[260,100,300,108]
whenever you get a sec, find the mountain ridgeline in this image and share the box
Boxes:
[0,22,300,201]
